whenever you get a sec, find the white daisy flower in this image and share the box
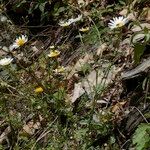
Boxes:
[69,15,82,23]
[9,45,14,51]
[0,57,13,66]
[59,15,82,27]
[50,45,55,49]
[59,20,72,27]
[108,16,128,29]
[12,35,28,49]
[0,15,7,22]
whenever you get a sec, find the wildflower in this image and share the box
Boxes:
[48,50,60,58]
[78,0,85,7]
[50,45,55,49]
[0,15,7,22]
[59,15,82,27]
[79,27,89,32]
[0,57,13,66]
[9,45,14,51]
[69,15,82,23]
[108,16,128,29]
[12,35,28,49]
[54,66,65,74]
[34,87,43,93]
[58,20,72,27]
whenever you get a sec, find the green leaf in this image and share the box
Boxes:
[74,128,88,141]
[132,123,150,150]
[16,0,26,7]
[39,2,46,13]
[119,0,126,5]
[134,43,145,64]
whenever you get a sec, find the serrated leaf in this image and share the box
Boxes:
[132,123,150,150]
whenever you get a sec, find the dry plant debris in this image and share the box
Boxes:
[0,0,150,149]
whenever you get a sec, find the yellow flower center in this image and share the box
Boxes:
[50,45,55,49]
[48,50,60,58]
[79,27,89,32]
[34,87,44,93]
[63,23,69,27]
[116,22,124,27]
[17,39,25,46]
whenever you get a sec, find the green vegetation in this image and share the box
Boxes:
[0,0,150,149]
[132,123,150,150]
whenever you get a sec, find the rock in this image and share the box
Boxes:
[131,23,150,32]
[119,9,137,21]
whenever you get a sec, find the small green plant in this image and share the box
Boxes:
[132,123,150,150]
[131,25,150,64]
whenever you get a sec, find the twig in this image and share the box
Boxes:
[121,139,131,149]
[133,106,149,123]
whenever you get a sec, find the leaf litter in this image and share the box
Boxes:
[0,0,150,149]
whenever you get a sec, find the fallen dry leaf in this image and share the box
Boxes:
[119,9,137,21]
[111,101,127,113]
[96,43,107,57]
[71,62,122,103]
[22,120,41,135]
[131,23,150,32]
[67,53,93,79]
[0,126,11,144]
[71,83,85,103]
[132,33,145,43]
